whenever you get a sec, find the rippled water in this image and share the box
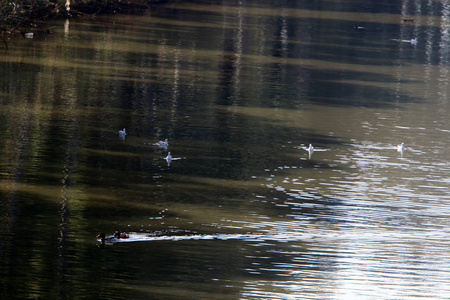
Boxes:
[1,0,450,299]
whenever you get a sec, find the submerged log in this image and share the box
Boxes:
[1,37,8,50]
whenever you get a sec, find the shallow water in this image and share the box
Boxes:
[1,0,450,299]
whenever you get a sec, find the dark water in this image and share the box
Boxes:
[1,0,450,299]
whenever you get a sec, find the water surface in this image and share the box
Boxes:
[1,0,450,299]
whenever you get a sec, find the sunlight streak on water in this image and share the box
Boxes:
[252,112,450,298]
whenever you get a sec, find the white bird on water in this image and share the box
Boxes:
[397,142,405,152]
[165,152,172,166]
[390,38,417,45]
[305,144,314,159]
[163,152,184,166]
[119,128,126,139]
[156,139,169,149]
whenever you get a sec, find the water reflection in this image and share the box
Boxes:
[2,0,450,298]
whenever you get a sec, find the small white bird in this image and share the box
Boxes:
[305,144,314,159]
[397,142,405,152]
[119,128,127,139]
[165,152,172,166]
[157,139,169,149]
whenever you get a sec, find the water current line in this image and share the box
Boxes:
[99,231,312,244]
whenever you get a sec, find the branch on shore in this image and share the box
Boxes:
[1,36,8,50]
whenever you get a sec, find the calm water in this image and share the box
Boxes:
[1,0,450,299]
